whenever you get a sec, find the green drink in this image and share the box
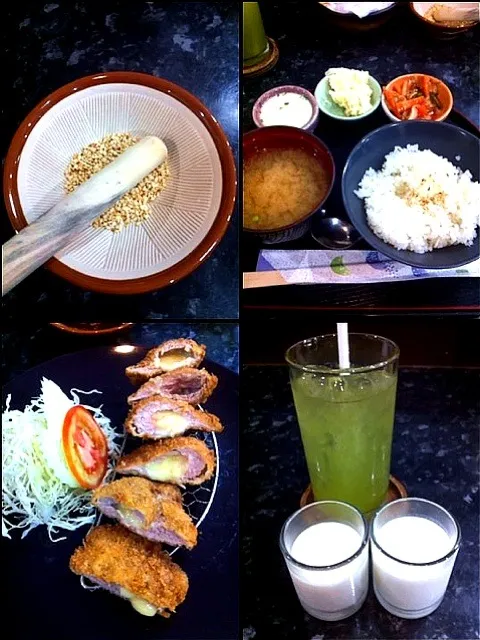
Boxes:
[286,334,399,514]
[243,2,269,66]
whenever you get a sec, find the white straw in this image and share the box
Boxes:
[337,323,351,369]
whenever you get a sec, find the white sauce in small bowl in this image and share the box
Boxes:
[260,92,314,128]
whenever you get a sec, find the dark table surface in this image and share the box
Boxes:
[242,1,480,315]
[1,321,239,384]
[2,1,239,321]
[242,365,480,640]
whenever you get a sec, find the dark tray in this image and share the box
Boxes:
[243,109,480,314]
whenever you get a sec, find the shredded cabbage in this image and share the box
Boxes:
[2,380,123,542]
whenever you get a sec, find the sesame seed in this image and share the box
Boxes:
[65,132,170,233]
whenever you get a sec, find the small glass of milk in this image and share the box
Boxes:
[279,501,369,621]
[371,498,461,619]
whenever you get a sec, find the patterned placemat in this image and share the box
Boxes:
[257,250,480,284]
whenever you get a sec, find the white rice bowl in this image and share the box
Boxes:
[355,144,480,253]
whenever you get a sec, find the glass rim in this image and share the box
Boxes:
[370,497,461,567]
[279,500,368,571]
[285,333,400,375]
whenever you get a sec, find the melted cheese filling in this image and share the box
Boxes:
[152,411,188,436]
[118,506,144,530]
[119,588,158,616]
[145,454,188,482]
[158,349,189,370]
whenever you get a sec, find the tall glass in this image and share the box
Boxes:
[243,2,269,66]
[286,334,399,514]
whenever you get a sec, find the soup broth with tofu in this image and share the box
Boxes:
[244,148,329,230]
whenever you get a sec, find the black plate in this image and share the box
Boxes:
[2,346,238,640]
[342,120,480,268]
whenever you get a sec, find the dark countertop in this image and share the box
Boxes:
[242,1,480,314]
[243,2,479,130]
[1,322,239,384]
[2,1,239,320]
[242,365,480,640]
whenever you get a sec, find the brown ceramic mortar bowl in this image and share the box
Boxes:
[4,72,237,295]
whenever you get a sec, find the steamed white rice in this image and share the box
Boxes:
[355,144,480,253]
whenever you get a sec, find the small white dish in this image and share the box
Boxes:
[252,85,319,133]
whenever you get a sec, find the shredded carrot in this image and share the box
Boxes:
[416,103,430,118]
[398,96,425,110]
[383,87,402,118]
[422,75,430,96]
[384,87,398,103]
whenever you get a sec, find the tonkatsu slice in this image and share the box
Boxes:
[93,477,198,549]
[125,396,224,439]
[70,524,188,617]
[116,436,216,486]
[128,367,218,405]
[126,339,206,385]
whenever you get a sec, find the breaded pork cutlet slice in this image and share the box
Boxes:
[125,396,223,439]
[92,477,198,549]
[128,367,218,405]
[70,524,188,617]
[126,339,206,385]
[116,436,216,486]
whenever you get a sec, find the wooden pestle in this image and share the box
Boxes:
[2,136,168,296]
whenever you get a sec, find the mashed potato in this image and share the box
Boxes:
[326,68,373,117]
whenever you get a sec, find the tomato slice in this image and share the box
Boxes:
[62,405,108,489]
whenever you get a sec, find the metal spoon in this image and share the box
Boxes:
[311,216,361,249]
